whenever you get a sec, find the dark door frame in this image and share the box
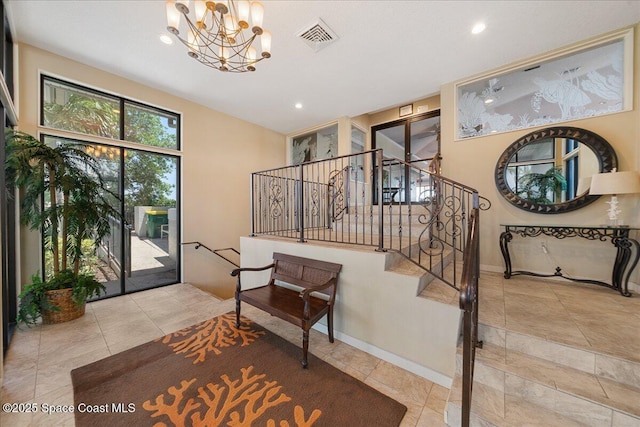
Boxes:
[371,110,441,204]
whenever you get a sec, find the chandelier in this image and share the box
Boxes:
[165,0,271,73]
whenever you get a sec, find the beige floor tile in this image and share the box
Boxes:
[416,407,447,426]
[38,333,109,362]
[1,367,37,403]
[327,342,381,376]
[2,283,445,427]
[368,360,434,406]
[425,383,449,414]
[365,376,424,427]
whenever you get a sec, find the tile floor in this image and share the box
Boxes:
[0,283,449,427]
[477,271,640,364]
[3,272,638,427]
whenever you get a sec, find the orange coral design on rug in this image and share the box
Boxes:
[143,366,322,427]
[156,313,265,364]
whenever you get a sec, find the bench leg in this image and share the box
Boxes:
[328,306,335,343]
[302,329,309,369]
[235,299,241,328]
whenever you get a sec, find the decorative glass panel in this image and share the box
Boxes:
[291,123,338,164]
[456,32,631,139]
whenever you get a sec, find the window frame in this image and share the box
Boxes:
[40,74,181,151]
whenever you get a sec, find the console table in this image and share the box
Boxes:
[499,225,639,297]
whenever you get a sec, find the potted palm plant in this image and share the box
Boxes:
[517,166,568,205]
[6,129,118,325]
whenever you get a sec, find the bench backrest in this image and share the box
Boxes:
[271,252,342,297]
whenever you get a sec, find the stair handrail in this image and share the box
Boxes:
[459,204,482,427]
[379,155,490,287]
[427,154,442,175]
[182,241,240,268]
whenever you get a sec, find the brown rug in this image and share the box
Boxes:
[71,312,407,426]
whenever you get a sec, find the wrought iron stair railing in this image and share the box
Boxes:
[249,149,484,426]
[459,207,482,427]
[182,242,240,268]
[250,149,489,291]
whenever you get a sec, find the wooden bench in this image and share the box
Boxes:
[231,252,342,368]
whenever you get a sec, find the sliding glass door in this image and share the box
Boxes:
[124,149,178,293]
[40,75,181,298]
[41,137,180,298]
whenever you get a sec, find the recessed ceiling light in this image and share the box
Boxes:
[471,22,486,35]
[295,103,303,109]
[160,34,173,45]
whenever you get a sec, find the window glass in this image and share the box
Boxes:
[42,78,120,139]
[125,102,179,149]
[42,76,180,151]
[514,139,553,162]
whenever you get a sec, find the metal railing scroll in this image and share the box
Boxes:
[250,149,490,290]
[250,149,487,424]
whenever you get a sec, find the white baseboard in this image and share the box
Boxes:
[312,323,453,388]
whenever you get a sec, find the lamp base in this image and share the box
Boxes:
[604,195,623,226]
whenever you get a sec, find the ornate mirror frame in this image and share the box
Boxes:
[495,126,617,214]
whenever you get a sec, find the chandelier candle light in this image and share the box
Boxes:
[166,0,271,73]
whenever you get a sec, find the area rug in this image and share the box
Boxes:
[71,312,407,426]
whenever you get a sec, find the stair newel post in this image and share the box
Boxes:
[472,192,481,351]
[250,172,256,237]
[377,149,384,251]
[298,163,305,243]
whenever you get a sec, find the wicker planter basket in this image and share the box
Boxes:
[42,288,86,324]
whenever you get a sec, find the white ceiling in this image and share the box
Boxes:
[5,1,640,135]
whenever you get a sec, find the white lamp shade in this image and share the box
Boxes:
[261,30,271,55]
[194,0,207,22]
[251,2,264,31]
[166,0,181,29]
[589,170,640,195]
[237,1,251,24]
[576,176,592,196]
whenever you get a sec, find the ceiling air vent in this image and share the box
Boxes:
[297,18,338,52]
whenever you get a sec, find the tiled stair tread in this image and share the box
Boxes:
[387,256,429,276]
[447,373,588,427]
[419,279,459,306]
[479,323,640,380]
[459,342,640,419]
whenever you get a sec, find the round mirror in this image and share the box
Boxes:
[495,127,617,214]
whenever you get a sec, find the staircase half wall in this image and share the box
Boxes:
[239,236,462,387]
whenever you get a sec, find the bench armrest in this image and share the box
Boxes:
[231,263,275,277]
[231,263,275,293]
[299,278,337,319]
[298,278,337,298]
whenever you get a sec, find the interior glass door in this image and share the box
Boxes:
[408,114,440,202]
[372,110,440,203]
[373,123,405,203]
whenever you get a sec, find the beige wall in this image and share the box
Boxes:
[16,43,286,299]
[369,95,441,129]
[359,25,639,287]
[437,25,640,285]
[239,236,460,385]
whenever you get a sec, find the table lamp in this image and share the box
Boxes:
[589,169,640,226]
